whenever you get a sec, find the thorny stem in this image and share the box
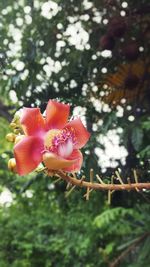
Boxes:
[55,170,150,191]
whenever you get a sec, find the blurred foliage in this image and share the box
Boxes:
[0,0,150,266]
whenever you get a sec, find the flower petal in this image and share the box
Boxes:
[58,139,74,158]
[43,152,77,170]
[65,118,90,149]
[46,100,70,129]
[14,136,44,175]
[21,108,45,136]
[63,149,83,172]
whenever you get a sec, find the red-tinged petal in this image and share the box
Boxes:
[63,149,83,172]
[65,118,90,149]
[43,152,77,170]
[14,136,44,175]
[46,100,70,129]
[21,108,45,136]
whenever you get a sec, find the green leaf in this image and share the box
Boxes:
[139,145,150,158]
[94,207,134,229]
[131,127,143,151]
[142,120,150,130]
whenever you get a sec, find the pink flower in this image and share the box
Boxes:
[14,100,90,175]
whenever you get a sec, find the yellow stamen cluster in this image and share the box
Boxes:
[44,129,61,148]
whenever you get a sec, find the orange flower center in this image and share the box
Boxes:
[43,128,77,158]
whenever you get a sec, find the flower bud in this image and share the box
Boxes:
[10,122,16,129]
[13,114,20,121]
[14,128,21,134]
[15,135,25,144]
[8,158,17,173]
[6,133,16,142]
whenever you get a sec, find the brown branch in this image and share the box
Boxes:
[56,171,150,191]
[109,232,150,267]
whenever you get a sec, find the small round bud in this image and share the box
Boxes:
[15,135,25,144]
[6,133,16,142]
[14,114,20,121]
[8,158,17,173]
[10,122,16,129]
[14,128,21,134]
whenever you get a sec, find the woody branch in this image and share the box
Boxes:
[55,170,150,191]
